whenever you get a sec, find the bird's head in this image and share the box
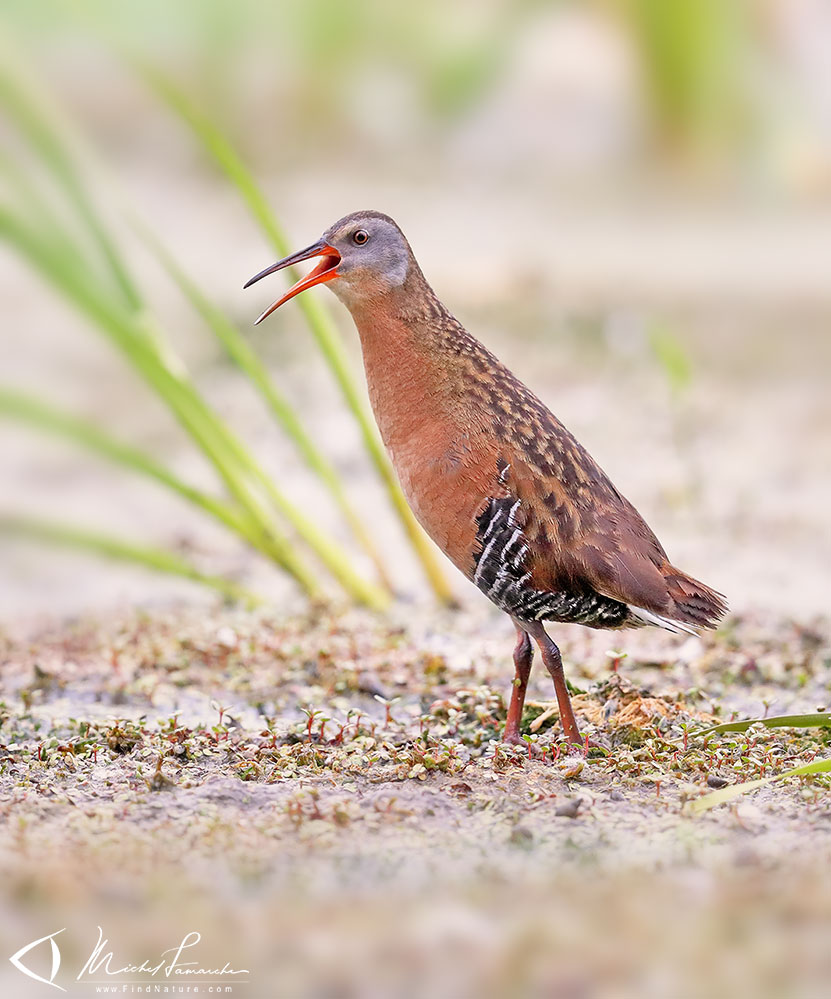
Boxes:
[244,210,414,323]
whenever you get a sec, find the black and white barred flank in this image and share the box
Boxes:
[472,495,631,629]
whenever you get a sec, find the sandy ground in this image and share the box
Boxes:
[0,604,829,998]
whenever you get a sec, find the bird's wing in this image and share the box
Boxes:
[470,361,726,628]
[506,446,675,614]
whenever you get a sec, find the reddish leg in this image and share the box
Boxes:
[525,621,582,745]
[502,625,533,745]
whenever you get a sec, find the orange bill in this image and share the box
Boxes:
[244,239,341,324]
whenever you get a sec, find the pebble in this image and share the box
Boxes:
[555,798,582,819]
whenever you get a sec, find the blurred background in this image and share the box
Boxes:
[2,5,831,998]
[2,0,831,621]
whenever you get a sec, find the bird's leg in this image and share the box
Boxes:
[525,622,582,745]
[503,624,533,745]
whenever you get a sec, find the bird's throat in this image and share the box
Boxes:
[348,296,451,443]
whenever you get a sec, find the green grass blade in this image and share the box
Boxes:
[239,456,390,608]
[0,38,142,311]
[648,323,692,395]
[140,66,453,605]
[0,387,266,551]
[0,150,71,245]
[696,714,831,738]
[0,514,262,608]
[689,757,831,815]
[134,221,393,590]
[0,204,316,593]
[130,314,389,607]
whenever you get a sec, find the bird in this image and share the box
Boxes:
[245,210,727,747]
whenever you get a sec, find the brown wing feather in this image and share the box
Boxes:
[494,398,727,629]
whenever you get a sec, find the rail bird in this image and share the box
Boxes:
[245,211,727,746]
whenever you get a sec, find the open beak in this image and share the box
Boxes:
[243,239,341,325]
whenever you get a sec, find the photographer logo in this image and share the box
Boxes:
[9,928,67,991]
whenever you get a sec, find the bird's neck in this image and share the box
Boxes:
[341,274,474,457]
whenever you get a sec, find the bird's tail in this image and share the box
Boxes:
[629,566,727,635]
[660,563,728,631]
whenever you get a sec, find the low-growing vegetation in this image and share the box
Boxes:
[1,608,830,995]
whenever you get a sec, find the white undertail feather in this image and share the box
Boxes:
[628,605,699,636]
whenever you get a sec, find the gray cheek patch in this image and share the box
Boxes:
[385,251,409,287]
[332,250,409,300]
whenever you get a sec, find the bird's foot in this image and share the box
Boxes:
[501,725,525,746]
[559,720,584,747]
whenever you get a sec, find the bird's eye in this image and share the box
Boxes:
[352,229,369,245]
